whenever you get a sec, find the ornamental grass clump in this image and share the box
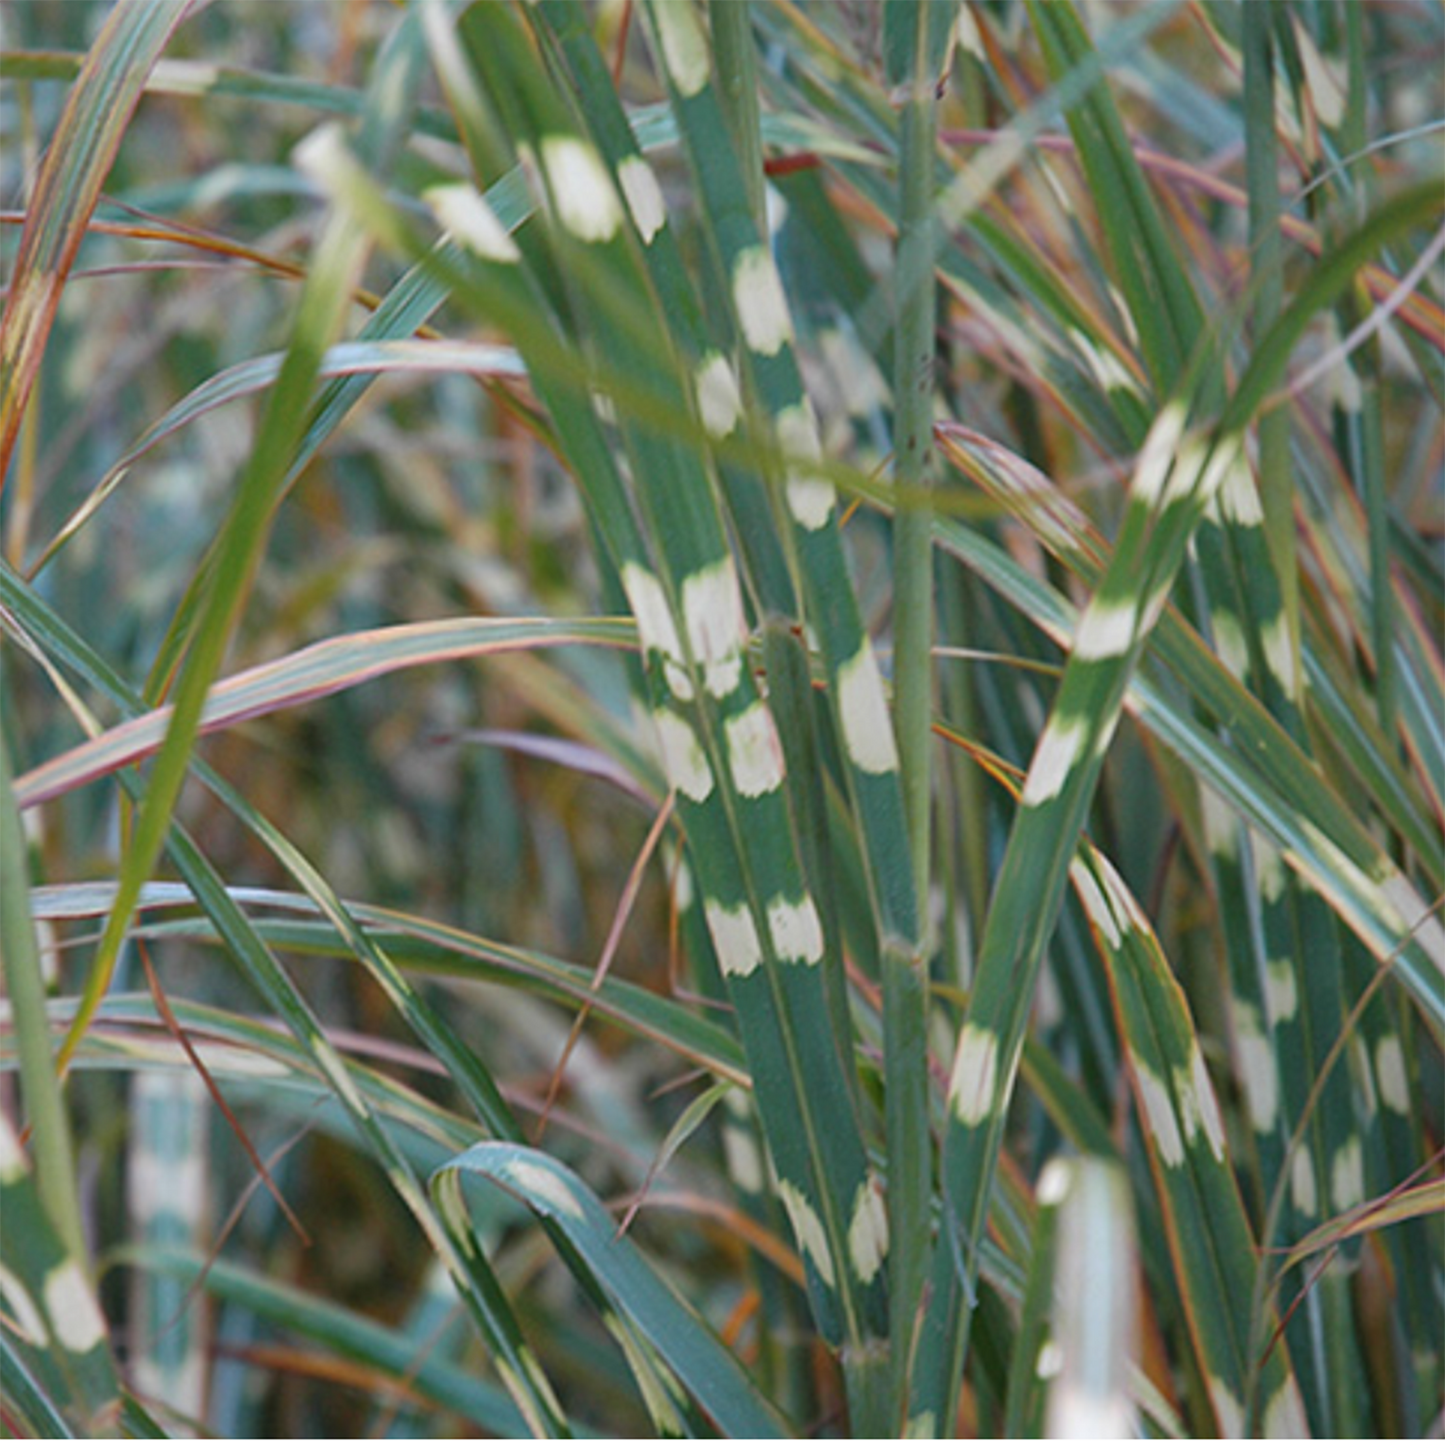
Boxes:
[2,0,1441,1436]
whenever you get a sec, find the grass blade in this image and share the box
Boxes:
[1070,847,1308,1436]
[432,1141,791,1437]
[54,121,372,1074]
[0,0,190,480]
[14,615,631,809]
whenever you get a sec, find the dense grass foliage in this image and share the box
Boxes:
[2,0,1442,1436]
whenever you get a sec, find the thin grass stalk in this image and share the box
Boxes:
[1243,2,1296,641]
[888,1,949,917]
[882,0,955,1413]
[55,126,371,1075]
[0,0,190,483]
[936,559,990,971]
[7,77,40,571]
[1298,4,1399,738]
[0,723,86,1266]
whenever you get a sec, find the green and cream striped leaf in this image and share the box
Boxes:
[127,1070,208,1425]
[928,510,1444,1026]
[637,0,921,953]
[628,7,929,1416]
[912,171,1439,1402]
[911,393,1253,1431]
[935,423,1442,891]
[1028,8,1364,1416]
[417,4,893,1393]
[931,428,1444,1024]
[0,1109,118,1437]
[1070,846,1308,1438]
[518,20,886,1376]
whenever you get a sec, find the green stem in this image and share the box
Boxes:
[0,714,86,1266]
[892,74,939,922]
[1340,0,1395,736]
[886,7,949,1416]
[1242,2,1295,644]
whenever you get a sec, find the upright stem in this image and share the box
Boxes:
[1338,0,1395,734]
[1242,3,1295,652]
[0,720,87,1267]
[886,2,952,1420]
[892,42,940,923]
